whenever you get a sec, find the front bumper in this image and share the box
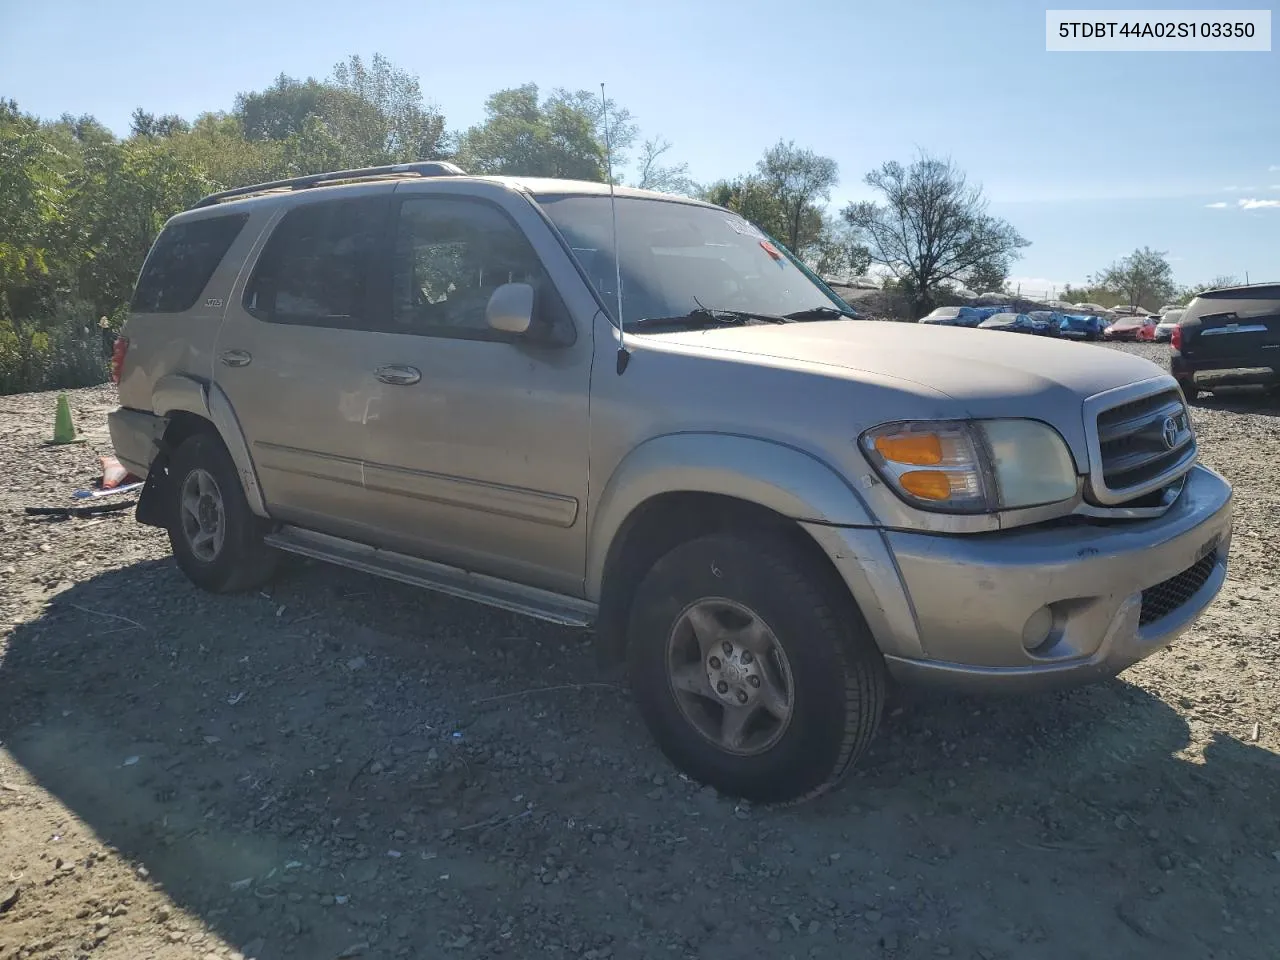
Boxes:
[804,464,1233,693]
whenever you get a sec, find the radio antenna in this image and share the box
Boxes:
[600,82,630,374]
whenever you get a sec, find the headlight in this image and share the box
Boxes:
[860,419,1078,514]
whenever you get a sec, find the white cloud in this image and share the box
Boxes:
[1271,165,1280,172]
[1205,201,1228,208]
[1238,198,1280,210]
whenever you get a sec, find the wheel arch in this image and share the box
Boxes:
[590,434,877,664]
[148,374,268,518]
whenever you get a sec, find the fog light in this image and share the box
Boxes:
[1021,606,1054,651]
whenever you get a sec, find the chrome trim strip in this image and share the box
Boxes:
[265,525,596,626]
[1200,324,1268,336]
[1072,473,1186,519]
[1096,398,1185,444]
[1081,375,1197,506]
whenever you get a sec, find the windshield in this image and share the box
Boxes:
[535,194,849,329]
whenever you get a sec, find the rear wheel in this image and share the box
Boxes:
[167,432,279,593]
[626,532,885,804]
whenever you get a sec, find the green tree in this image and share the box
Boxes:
[456,84,605,180]
[755,140,838,254]
[811,217,872,278]
[235,74,333,141]
[964,258,1011,296]
[633,137,697,195]
[1180,275,1239,301]
[1091,247,1177,311]
[544,87,637,175]
[174,112,286,188]
[701,176,788,240]
[234,54,446,167]
[327,53,446,163]
[73,136,215,313]
[842,152,1029,313]
[1059,283,1119,307]
[0,102,111,392]
[0,104,66,291]
[130,108,190,138]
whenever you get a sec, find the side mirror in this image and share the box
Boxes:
[485,282,534,336]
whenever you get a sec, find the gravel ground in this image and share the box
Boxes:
[2,342,1278,960]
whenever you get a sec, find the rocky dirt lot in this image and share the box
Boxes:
[1,342,1278,960]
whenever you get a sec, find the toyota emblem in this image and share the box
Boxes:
[1161,416,1180,449]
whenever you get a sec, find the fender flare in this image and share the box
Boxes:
[151,374,269,518]
[585,432,875,601]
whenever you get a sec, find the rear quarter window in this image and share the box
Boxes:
[131,214,250,314]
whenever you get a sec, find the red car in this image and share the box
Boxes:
[1103,314,1158,342]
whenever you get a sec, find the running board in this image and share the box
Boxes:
[264,525,596,627]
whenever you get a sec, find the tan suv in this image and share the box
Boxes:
[109,162,1234,804]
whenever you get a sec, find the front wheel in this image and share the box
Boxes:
[626,533,886,804]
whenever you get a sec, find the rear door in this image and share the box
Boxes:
[1182,291,1280,367]
[215,188,392,532]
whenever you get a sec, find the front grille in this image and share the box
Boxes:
[1139,554,1216,626]
[1089,387,1197,504]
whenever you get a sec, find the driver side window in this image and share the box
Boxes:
[389,196,555,341]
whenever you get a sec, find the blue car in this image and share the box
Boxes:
[1058,313,1105,341]
[1025,311,1064,337]
[919,305,984,327]
[978,312,1040,334]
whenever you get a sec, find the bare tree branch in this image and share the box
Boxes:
[842,152,1029,313]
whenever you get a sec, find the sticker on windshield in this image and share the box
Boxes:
[724,217,766,240]
[759,239,783,261]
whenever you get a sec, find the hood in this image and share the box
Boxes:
[634,319,1173,459]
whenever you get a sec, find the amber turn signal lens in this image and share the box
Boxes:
[898,470,953,500]
[874,433,943,466]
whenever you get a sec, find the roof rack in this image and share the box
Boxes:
[190,160,467,209]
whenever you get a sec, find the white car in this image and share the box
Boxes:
[1075,302,1112,315]
[1155,308,1184,341]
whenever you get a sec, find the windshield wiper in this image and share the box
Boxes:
[783,305,859,321]
[629,306,790,331]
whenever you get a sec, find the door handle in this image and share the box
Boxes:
[220,349,252,367]
[375,364,421,386]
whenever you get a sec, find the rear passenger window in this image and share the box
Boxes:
[244,198,385,328]
[131,214,249,313]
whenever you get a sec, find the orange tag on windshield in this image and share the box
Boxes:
[759,240,783,260]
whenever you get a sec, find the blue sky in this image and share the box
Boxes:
[2,0,1276,293]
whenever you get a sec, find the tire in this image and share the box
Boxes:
[626,532,886,804]
[166,431,279,593]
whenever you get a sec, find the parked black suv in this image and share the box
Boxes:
[1170,283,1280,401]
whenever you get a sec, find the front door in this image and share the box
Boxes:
[214,189,392,534]
[355,188,594,597]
